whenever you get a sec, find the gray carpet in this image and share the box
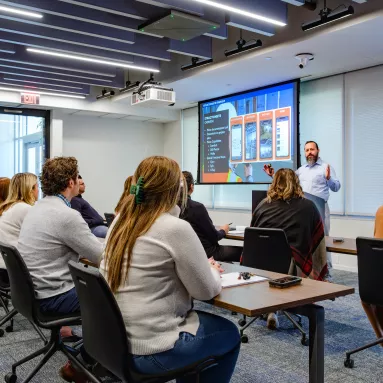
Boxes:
[0,270,382,383]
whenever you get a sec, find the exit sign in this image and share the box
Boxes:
[21,93,40,105]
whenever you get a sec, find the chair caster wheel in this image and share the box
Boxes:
[0,329,4,337]
[301,336,309,346]
[238,319,247,327]
[344,358,354,369]
[241,335,249,344]
[5,373,17,383]
[5,326,13,333]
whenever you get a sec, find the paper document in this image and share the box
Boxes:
[229,230,244,234]
[221,272,268,288]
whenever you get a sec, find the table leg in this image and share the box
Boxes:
[289,304,325,383]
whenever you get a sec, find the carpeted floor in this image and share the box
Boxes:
[0,269,382,383]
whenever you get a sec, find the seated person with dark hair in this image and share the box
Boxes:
[71,175,108,238]
[180,171,242,262]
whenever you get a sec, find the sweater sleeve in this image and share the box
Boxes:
[194,204,226,242]
[327,165,341,192]
[60,211,103,265]
[169,220,222,301]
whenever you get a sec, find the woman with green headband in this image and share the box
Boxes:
[101,155,240,383]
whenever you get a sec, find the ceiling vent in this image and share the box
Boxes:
[138,10,219,41]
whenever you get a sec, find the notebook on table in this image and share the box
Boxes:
[221,272,268,288]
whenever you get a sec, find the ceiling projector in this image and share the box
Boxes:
[131,84,176,107]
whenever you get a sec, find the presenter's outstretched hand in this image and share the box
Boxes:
[325,165,331,180]
[263,164,274,177]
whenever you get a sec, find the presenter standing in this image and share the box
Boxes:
[265,141,341,279]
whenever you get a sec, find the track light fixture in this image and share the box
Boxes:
[181,57,213,72]
[119,80,140,94]
[224,30,262,58]
[96,89,115,100]
[302,1,354,32]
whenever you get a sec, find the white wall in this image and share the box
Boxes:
[163,114,182,165]
[50,119,63,158]
[0,116,15,177]
[62,115,165,215]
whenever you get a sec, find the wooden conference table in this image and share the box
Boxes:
[211,263,355,383]
[82,251,354,383]
[226,233,357,255]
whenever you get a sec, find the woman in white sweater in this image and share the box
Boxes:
[0,173,38,284]
[101,156,240,382]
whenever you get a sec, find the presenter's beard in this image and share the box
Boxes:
[306,154,318,165]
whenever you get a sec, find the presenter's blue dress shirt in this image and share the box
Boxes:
[296,158,341,202]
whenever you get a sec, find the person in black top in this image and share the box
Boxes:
[71,175,108,238]
[180,171,242,262]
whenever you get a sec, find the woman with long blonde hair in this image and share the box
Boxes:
[100,156,240,382]
[114,175,133,215]
[0,172,38,276]
[250,168,327,329]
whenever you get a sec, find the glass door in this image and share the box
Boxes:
[0,107,49,179]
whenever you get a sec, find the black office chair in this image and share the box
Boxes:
[69,261,220,383]
[344,237,383,368]
[0,270,14,336]
[0,268,46,342]
[239,227,308,345]
[0,242,101,383]
[104,213,115,228]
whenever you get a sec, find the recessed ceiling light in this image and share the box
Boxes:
[265,57,272,60]
[0,86,86,99]
[0,5,43,19]
[189,0,286,27]
[3,77,84,90]
[26,48,160,73]
[0,81,86,95]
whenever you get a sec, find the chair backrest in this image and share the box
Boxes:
[242,227,292,274]
[104,213,115,228]
[0,242,37,321]
[68,261,132,381]
[356,237,383,307]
